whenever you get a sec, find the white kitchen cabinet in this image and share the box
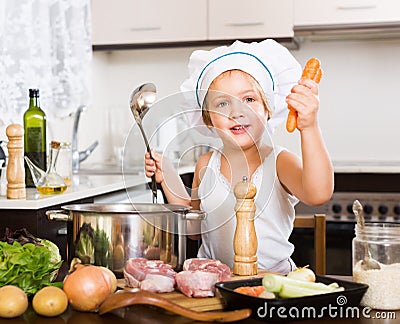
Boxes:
[208,0,294,40]
[91,0,207,45]
[294,0,400,26]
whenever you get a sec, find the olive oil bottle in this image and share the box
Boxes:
[23,89,47,187]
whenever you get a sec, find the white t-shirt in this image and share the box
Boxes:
[197,146,298,273]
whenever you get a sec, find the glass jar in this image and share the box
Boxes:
[352,222,400,310]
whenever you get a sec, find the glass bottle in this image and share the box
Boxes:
[352,222,400,310]
[36,141,67,195]
[23,89,46,187]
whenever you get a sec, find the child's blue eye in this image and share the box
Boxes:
[217,101,228,108]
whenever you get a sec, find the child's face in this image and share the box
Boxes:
[204,70,269,149]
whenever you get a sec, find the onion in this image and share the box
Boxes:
[100,266,117,293]
[63,264,113,312]
[287,266,316,282]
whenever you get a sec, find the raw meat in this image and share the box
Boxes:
[124,258,177,293]
[176,258,232,297]
[175,270,219,297]
[183,258,231,281]
[140,274,175,293]
[124,257,231,296]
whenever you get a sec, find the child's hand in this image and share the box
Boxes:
[144,150,165,183]
[286,78,320,132]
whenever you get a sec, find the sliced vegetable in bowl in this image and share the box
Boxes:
[231,272,343,300]
[232,266,327,299]
[262,273,344,298]
[216,276,368,322]
[233,285,275,299]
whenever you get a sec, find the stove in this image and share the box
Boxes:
[324,192,400,223]
[291,172,400,274]
[293,189,400,275]
[296,192,400,223]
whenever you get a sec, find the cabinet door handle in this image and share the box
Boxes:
[337,4,377,10]
[130,26,161,32]
[225,22,264,27]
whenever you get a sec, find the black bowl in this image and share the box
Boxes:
[216,275,368,322]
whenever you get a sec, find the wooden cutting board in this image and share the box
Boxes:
[117,270,269,312]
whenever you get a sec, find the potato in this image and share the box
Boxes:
[0,285,28,318]
[32,286,68,317]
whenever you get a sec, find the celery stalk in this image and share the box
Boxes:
[280,283,331,298]
[262,274,287,292]
[262,273,344,296]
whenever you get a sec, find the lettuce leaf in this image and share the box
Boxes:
[0,241,63,294]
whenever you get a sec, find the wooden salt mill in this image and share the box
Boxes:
[6,124,26,199]
[233,176,258,275]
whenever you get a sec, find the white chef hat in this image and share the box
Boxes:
[180,39,302,135]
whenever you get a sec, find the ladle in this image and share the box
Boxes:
[129,83,157,203]
[99,290,252,322]
[352,200,381,270]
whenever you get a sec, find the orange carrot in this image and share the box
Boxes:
[234,285,266,297]
[286,58,323,133]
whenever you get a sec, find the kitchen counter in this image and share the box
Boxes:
[0,165,195,210]
[0,174,145,210]
[333,161,400,174]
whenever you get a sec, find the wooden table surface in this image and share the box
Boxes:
[5,303,397,324]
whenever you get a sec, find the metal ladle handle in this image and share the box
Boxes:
[136,119,157,203]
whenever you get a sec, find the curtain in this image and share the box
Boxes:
[0,0,92,126]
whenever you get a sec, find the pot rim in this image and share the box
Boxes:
[60,202,191,214]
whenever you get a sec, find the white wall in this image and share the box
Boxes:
[8,38,398,169]
[291,38,400,165]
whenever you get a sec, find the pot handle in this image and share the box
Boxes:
[46,209,71,221]
[183,210,207,220]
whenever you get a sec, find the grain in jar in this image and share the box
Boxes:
[353,222,400,310]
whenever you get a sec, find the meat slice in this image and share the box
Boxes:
[124,271,141,288]
[124,258,177,293]
[183,258,231,281]
[140,274,175,293]
[175,271,219,297]
[176,258,231,297]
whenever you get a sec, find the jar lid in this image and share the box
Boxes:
[355,222,400,240]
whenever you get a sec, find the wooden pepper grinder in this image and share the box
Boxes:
[6,124,26,199]
[233,176,258,275]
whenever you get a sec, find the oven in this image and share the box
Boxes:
[291,173,400,275]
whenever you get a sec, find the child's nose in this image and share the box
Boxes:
[229,101,246,119]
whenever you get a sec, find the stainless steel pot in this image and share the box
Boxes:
[46,203,205,276]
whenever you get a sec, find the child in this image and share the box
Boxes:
[145,39,334,274]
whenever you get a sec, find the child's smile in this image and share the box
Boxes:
[230,123,250,135]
